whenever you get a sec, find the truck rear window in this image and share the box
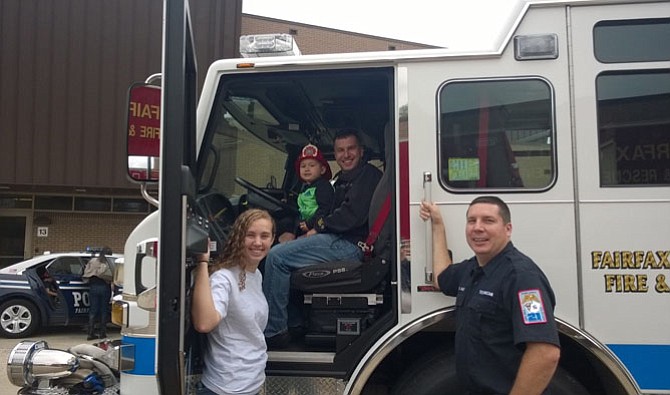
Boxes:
[597,70,670,186]
[594,18,670,63]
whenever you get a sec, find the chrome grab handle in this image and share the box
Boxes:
[423,171,433,284]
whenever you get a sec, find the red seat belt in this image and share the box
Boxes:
[360,194,391,260]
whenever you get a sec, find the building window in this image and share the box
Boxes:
[0,195,33,209]
[74,197,112,212]
[597,70,670,186]
[35,196,73,211]
[289,28,298,35]
[113,198,149,213]
[438,78,555,191]
[388,45,396,51]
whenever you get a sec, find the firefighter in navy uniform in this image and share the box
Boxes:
[420,196,560,395]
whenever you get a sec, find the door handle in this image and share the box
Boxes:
[423,171,433,284]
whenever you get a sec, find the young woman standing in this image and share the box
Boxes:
[191,209,275,395]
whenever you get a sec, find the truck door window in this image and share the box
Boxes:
[597,70,670,186]
[438,78,555,191]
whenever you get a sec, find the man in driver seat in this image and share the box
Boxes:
[263,129,382,348]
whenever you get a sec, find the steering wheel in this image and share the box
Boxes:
[195,192,236,247]
[234,177,298,214]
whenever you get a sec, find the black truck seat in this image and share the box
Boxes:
[289,126,394,349]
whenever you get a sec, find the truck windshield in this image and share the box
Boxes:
[199,98,290,203]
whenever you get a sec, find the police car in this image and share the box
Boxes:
[0,251,121,338]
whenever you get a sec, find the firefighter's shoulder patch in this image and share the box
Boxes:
[518,289,547,325]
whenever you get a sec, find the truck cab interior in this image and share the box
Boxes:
[191,66,398,376]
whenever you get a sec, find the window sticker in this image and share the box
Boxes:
[448,158,480,181]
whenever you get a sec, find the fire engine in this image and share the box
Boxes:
[8,0,669,394]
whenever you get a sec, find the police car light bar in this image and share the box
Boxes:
[239,33,302,57]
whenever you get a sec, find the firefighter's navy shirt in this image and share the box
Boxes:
[438,242,560,395]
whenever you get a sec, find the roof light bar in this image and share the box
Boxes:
[240,33,301,57]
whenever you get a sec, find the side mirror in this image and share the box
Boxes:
[126,82,161,182]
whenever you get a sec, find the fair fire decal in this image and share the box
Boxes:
[591,250,670,293]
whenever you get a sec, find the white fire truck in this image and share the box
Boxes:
[8,0,669,394]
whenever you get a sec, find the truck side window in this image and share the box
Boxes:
[438,78,555,191]
[597,70,670,186]
[594,18,670,63]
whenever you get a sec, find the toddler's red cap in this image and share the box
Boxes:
[295,144,332,180]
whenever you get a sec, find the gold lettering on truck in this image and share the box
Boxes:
[591,250,670,294]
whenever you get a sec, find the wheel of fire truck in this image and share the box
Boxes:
[0,299,40,339]
[389,347,589,395]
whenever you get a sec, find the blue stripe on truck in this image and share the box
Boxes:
[609,344,670,390]
[122,335,155,375]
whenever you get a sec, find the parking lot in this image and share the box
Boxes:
[0,325,120,392]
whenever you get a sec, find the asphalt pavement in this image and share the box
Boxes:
[0,325,121,393]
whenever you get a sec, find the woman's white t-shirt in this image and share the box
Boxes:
[201,266,268,395]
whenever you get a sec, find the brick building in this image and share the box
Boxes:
[241,14,437,54]
[0,3,433,268]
